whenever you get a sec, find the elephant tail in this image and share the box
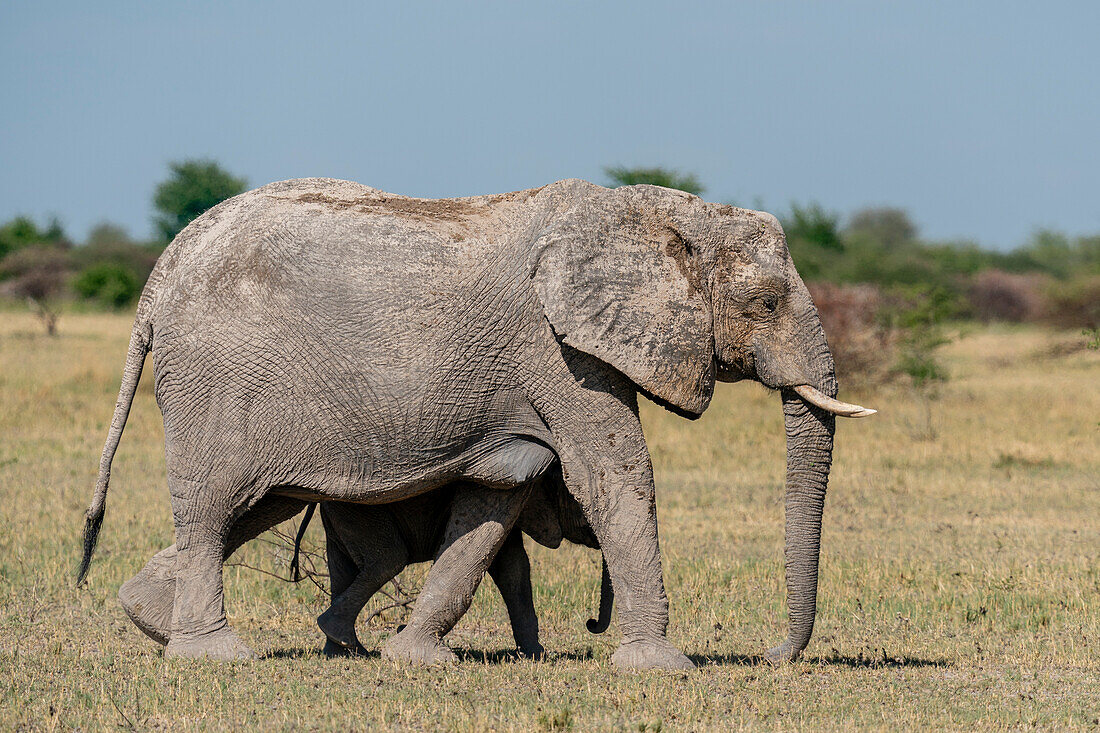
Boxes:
[586,555,614,634]
[289,503,317,581]
[77,313,153,585]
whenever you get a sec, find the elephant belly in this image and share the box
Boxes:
[460,436,557,490]
[270,433,556,506]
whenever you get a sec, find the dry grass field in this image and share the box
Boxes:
[1,310,1097,730]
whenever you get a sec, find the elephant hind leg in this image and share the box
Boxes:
[120,495,308,649]
[161,477,258,661]
[119,545,178,646]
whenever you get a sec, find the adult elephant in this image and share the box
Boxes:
[78,177,873,669]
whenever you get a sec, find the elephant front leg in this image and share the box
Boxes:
[381,484,532,665]
[541,374,693,671]
[488,529,543,658]
[572,455,693,670]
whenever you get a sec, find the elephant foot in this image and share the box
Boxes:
[322,638,369,658]
[119,547,179,647]
[381,629,457,666]
[517,641,545,660]
[165,627,256,661]
[763,641,801,665]
[317,609,362,652]
[611,640,694,671]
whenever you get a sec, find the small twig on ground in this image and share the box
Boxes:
[105,687,136,731]
[228,521,421,620]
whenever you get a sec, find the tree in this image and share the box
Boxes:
[86,222,132,247]
[844,207,917,249]
[0,247,69,335]
[153,159,247,242]
[0,215,68,258]
[603,166,705,196]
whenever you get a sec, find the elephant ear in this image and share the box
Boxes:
[531,184,715,416]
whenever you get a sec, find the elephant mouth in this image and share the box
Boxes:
[713,353,876,417]
[715,365,747,383]
[791,384,877,418]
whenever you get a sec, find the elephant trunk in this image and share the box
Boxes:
[765,392,835,662]
[765,283,839,662]
[586,555,614,634]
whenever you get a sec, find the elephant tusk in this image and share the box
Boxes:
[792,384,877,418]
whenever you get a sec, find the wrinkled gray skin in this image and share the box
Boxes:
[81,177,840,670]
[116,473,608,659]
[318,472,604,658]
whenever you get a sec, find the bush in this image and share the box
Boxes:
[603,166,704,195]
[784,203,843,281]
[0,216,68,259]
[69,240,159,284]
[809,281,955,387]
[1044,276,1100,329]
[73,264,141,308]
[845,207,917,249]
[965,270,1048,323]
[883,285,956,386]
[807,282,894,385]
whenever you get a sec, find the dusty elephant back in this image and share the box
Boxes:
[138,178,563,498]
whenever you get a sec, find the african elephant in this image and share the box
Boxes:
[116,475,610,658]
[316,472,608,658]
[79,177,873,669]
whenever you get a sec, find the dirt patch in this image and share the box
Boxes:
[292,185,547,226]
[294,192,482,223]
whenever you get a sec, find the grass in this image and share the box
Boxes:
[1,312,1098,730]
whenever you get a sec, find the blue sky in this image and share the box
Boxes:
[2,1,1097,249]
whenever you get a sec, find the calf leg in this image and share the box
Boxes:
[381,484,532,665]
[317,503,409,656]
[488,529,543,658]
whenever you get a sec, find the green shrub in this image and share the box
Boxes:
[69,240,159,283]
[1043,276,1100,329]
[74,264,140,308]
[882,285,956,385]
[0,216,68,259]
[603,166,704,195]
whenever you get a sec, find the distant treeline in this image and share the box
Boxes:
[2,163,1097,373]
[782,201,1099,322]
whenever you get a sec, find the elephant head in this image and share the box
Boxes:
[530,180,875,661]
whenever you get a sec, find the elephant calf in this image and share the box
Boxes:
[314,474,610,658]
[118,474,610,659]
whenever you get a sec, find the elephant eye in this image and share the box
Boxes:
[749,293,778,317]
